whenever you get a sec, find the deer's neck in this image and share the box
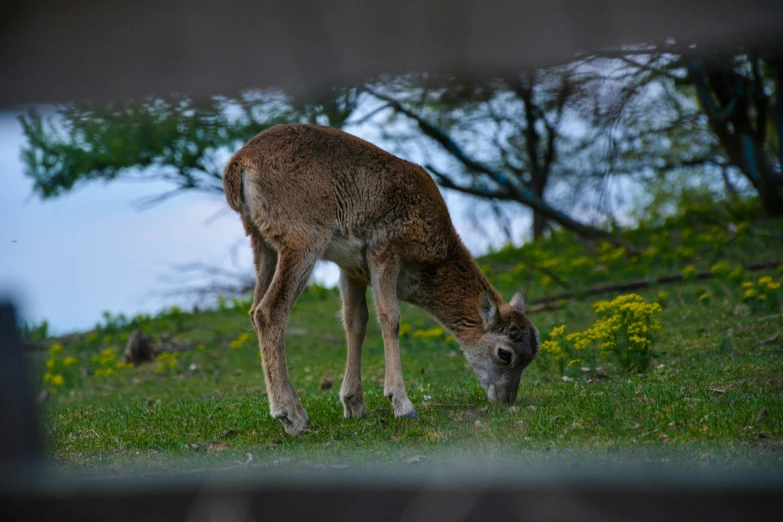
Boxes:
[413,242,499,345]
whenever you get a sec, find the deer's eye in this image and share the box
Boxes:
[497,348,512,364]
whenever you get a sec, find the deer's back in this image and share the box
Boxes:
[236,124,459,273]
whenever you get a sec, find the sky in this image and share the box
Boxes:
[0,111,530,335]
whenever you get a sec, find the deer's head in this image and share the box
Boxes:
[463,292,539,404]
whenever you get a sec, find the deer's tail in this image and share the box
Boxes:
[222,158,247,213]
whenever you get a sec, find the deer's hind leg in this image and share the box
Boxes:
[339,271,369,419]
[248,227,278,318]
[251,238,324,436]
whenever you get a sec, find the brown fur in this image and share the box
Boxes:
[223,124,538,435]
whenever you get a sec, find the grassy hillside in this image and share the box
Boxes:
[30,212,783,475]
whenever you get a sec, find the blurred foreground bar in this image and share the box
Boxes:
[1,468,782,521]
[2,0,783,106]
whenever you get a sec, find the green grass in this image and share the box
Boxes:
[32,215,783,475]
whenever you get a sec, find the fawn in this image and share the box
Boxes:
[224,124,539,435]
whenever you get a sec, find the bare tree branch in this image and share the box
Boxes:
[367,87,642,251]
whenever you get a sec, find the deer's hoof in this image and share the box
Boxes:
[341,394,368,419]
[273,407,309,436]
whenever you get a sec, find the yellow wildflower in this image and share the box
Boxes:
[229,332,252,350]
[549,325,567,338]
[413,327,445,340]
[728,268,744,280]
[62,356,78,367]
[46,358,56,369]
[51,374,64,386]
[710,261,731,274]
[399,322,412,337]
[677,247,694,259]
[49,343,64,354]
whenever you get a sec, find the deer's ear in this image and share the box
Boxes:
[509,292,527,314]
[480,291,501,329]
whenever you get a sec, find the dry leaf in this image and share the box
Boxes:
[319,373,333,391]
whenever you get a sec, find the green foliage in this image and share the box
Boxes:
[21,319,49,343]
[633,174,762,229]
[742,276,782,313]
[19,89,359,202]
[27,214,783,473]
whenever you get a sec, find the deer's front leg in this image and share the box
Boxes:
[370,261,417,419]
[251,246,317,436]
[339,272,369,419]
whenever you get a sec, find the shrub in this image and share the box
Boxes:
[742,276,781,313]
[538,294,662,377]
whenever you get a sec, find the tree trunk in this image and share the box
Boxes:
[532,211,547,240]
[530,170,548,239]
[686,58,783,218]
[754,150,783,217]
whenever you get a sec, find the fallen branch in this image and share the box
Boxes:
[527,260,782,313]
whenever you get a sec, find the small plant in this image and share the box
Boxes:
[42,343,87,393]
[538,325,577,377]
[155,351,179,373]
[587,294,662,373]
[409,324,457,348]
[682,265,697,281]
[42,343,67,393]
[21,319,49,343]
[91,347,133,379]
[742,276,781,313]
[229,332,253,350]
[538,294,662,377]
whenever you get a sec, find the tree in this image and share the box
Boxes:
[19,88,360,207]
[683,48,783,216]
[364,71,641,248]
[580,43,783,217]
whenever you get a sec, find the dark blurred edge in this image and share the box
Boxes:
[3,1,783,519]
[0,301,42,466]
[2,0,783,107]
[1,471,782,522]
